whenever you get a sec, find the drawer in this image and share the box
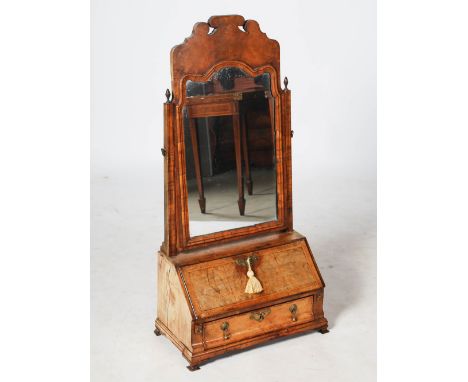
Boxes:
[203,296,314,350]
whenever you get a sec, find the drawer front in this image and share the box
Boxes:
[203,296,314,350]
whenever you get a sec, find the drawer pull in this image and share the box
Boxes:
[250,308,271,322]
[220,322,230,340]
[289,304,298,322]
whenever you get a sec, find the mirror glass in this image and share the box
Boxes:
[182,67,277,237]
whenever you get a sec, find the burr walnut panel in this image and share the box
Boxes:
[180,240,323,318]
[171,15,280,100]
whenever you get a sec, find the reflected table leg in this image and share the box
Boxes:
[241,109,253,195]
[189,117,206,213]
[232,112,245,215]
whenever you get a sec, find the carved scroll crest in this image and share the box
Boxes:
[170,15,280,99]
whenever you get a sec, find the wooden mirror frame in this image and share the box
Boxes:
[162,15,293,256]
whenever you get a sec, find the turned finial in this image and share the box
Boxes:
[165,89,171,103]
[283,77,289,90]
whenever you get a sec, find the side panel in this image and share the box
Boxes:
[157,254,193,350]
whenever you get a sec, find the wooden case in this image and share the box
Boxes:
[155,15,328,370]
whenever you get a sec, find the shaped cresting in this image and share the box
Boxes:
[170,15,281,99]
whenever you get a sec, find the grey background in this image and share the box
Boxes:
[91,0,376,381]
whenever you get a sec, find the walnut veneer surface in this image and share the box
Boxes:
[181,241,322,318]
[155,15,328,370]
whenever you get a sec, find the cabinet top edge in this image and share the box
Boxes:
[160,230,306,267]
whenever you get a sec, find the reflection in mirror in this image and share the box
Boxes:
[183,67,277,237]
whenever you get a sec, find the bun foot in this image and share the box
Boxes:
[187,364,200,371]
[154,327,162,336]
[318,326,329,334]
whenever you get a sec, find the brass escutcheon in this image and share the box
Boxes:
[220,321,230,340]
[250,308,271,322]
[289,304,298,322]
[235,255,258,267]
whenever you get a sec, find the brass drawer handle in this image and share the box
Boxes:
[220,322,230,340]
[250,308,271,322]
[289,304,298,322]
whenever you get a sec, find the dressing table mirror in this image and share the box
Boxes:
[155,15,328,370]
